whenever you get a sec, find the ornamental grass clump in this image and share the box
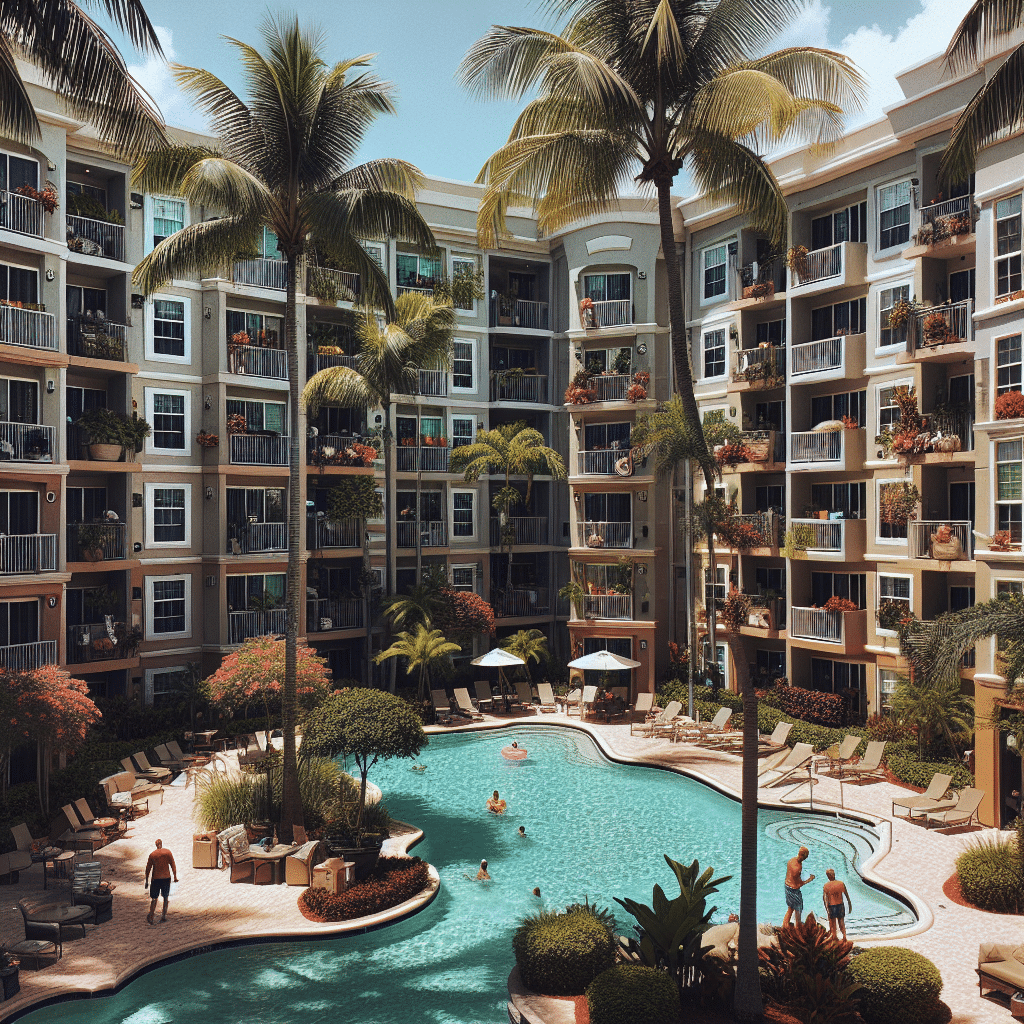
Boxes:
[955,825,1024,914]
[512,903,617,995]
[845,947,942,1024]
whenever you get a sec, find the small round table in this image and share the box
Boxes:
[49,851,76,886]
[28,904,92,938]
[93,817,118,838]
[30,848,62,891]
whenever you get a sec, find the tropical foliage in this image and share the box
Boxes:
[501,629,551,680]
[374,625,463,702]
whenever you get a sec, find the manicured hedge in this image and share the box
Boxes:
[513,905,616,996]
[586,965,680,1024]
[763,684,844,726]
[846,947,943,1024]
[300,857,429,921]
[955,834,1024,913]
[886,752,973,790]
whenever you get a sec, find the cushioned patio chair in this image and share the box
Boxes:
[71,860,112,924]
[536,683,558,713]
[218,824,259,883]
[977,942,1024,1007]
[431,689,453,725]
[843,741,887,783]
[758,743,814,788]
[638,700,680,738]
[818,735,861,773]
[7,824,34,874]
[891,773,955,819]
[580,685,599,718]
[472,681,495,713]
[285,840,324,886]
[757,721,793,754]
[73,798,101,830]
[17,899,67,953]
[925,787,984,829]
[630,691,654,720]
[513,682,535,710]
[453,688,483,720]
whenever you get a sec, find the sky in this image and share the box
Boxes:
[117,0,979,186]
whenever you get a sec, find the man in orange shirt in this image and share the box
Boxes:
[144,839,178,925]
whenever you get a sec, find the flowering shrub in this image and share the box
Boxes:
[226,413,247,434]
[921,311,952,346]
[990,530,1014,551]
[230,331,251,346]
[841,415,859,430]
[766,684,844,726]
[714,442,750,467]
[626,383,647,402]
[434,590,495,647]
[632,371,650,387]
[823,596,857,613]
[196,431,219,448]
[995,390,1024,420]
[300,857,430,921]
[15,183,59,213]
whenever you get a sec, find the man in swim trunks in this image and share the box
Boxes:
[144,838,178,925]
[783,846,815,927]
[822,869,852,940]
[486,790,507,814]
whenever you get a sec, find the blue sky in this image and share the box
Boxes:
[120,0,976,185]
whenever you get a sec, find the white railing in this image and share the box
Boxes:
[790,336,843,376]
[793,243,842,286]
[592,374,631,402]
[397,520,448,547]
[233,258,287,290]
[790,607,843,643]
[306,266,360,302]
[306,434,377,465]
[491,374,546,402]
[577,450,629,475]
[228,609,287,644]
[228,343,288,379]
[315,517,361,548]
[915,299,974,348]
[420,446,450,472]
[0,534,57,573]
[229,434,289,466]
[307,598,363,631]
[0,640,56,671]
[397,285,435,298]
[791,430,843,464]
[733,345,786,382]
[514,299,549,330]
[66,316,127,361]
[417,369,447,397]
[0,422,55,462]
[66,214,125,262]
[591,299,632,327]
[490,517,548,546]
[583,593,633,619]
[494,588,551,617]
[789,518,843,552]
[0,305,56,351]
[0,191,43,237]
[308,352,358,375]
[577,522,632,549]
[908,521,972,560]
[241,522,288,552]
[920,194,972,234]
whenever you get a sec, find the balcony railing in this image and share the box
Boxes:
[233,258,287,290]
[307,352,358,376]
[67,315,127,361]
[583,593,633,619]
[306,266,360,302]
[491,373,546,403]
[733,345,786,384]
[396,445,450,472]
[306,434,376,465]
[791,430,844,464]
[67,522,127,561]
[228,342,288,380]
[66,214,125,262]
[417,368,447,397]
[0,422,54,462]
[0,191,43,237]
[311,517,361,548]
[230,522,287,553]
[397,284,435,298]
[577,449,631,475]
[0,304,57,351]
[791,336,843,376]
[0,640,56,671]
[592,374,631,402]
[908,521,973,560]
[731,512,779,548]
[737,259,787,299]
[0,534,56,573]
[788,518,843,552]
[915,299,974,349]
[792,243,842,286]
[790,607,843,643]
[228,608,287,644]
[930,406,975,452]
[490,517,548,546]
[577,521,632,549]
[307,598,363,632]
[229,434,289,466]
[919,194,973,236]
[493,588,551,617]
[591,299,632,327]
[397,520,448,547]
[67,622,127,662]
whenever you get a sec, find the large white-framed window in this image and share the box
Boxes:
[145,574,190,639]
[997,579,1024,597]
[451,565,476,592]
[878,668,899,711]
[877,573,912,633]
[0,376,40,426]
[451,415,475,449]
[397,252,442,290]
[451,490,475,539]
[811,202,867,247]
[701,243,730,301]
[997,334,1022,395]
[877,476,915,540]
[452,339,475,391]
[144,482,191,548]
[996,438,1024,543]
[144,388,190,454]
[996,194,1022,298]
[0,261,38,304]
[877,378,912,438]
[144,665,188,707]
[702,327,726,379]
[146,295,190,363]
[704,564,728,608]
[0,151,39,193]
[225,397,286,434]
[877,180,911,251]
[145,195,187,254]
[878,283,910,347]
[450,255,478,314]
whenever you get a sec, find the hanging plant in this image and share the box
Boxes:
[196,430,220,448]
[921,311,953,346]
[226,413,247,434]
[995,390,1024,420]
[887,299,917,333]
[785,245,808,280]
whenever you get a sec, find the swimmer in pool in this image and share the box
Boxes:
[517,826,526,837]
[476,860,491,881]
[486,790,507,814]
[410,764,427,772]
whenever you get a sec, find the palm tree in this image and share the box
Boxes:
[383,565,448,631]
[888,673,974,759]
[132,17,436,843]
[1,0,167,156]
[375,624,462,703]
[500,628,551,681]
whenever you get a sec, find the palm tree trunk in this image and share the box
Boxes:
[280,252,305,844]
[383,401,395,600]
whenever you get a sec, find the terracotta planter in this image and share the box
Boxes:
[930,537,964,560]
[80,548,105,563]
[89,443,122,462]
[818,510,829,520]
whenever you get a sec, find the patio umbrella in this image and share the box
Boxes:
[567,650,641,671]
[472,648,526,707]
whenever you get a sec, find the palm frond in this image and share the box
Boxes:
[82,0,164,53]
[692,0,813,73]
[0,35,38,142]
[132,144,221,192]
[179,158,275,221]
[302,364,377,417]
[641,0,687,71]
[335,159,424,199]
[459,25,582,99]
[945,0,1024,73]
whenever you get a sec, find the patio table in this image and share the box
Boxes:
[28,904,92,937]
[30,847,61,890]
[246,844,298,885]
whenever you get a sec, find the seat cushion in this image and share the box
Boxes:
[109,792,132,807]
[980,959,1024,989]
[289,840,318,866]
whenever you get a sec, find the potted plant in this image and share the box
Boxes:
[578,295,595,328]
[74,408,135,461]
[75,523,115,562]
[824,596,858,613]
[226,413,247,434]
[879,481,920,526]
[990,530,1014,552]
[921,310,953,347]
[196,430,219,448]
[564,368,596,405]
[785,245,809,281]
[929,523,964,560]
[877,599,911,632]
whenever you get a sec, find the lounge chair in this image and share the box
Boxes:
[536,683,558,713]
[977,942,1024,1007]
[472,681,495,713]
[9,824,35,873]
[431,689,453,724]
[130,751,172,784]
[154,743,185,772]
[649,700,684,739]
[56,806,105,853]
[73,798,101,829]
[758,743,814,787]
[818,735,861,773]
[99,770,162,816]
[513,681,535,710]
[558,687,582,716]
[631,691,655,720]
[580,685,599,718]
[758,721,793,753]
[757,748,792,777]
[453,688,483,720]
[925,787,985,829]
[891,773,955,819]
[695,707,733,743]
[217,824,265,883]
[844,741,887,782]
[237,741,270,767]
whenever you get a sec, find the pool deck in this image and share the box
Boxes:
[0,711,1018,1023]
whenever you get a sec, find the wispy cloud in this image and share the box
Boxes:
[127,26,209,134]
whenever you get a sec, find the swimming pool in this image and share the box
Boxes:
[19,726,915,1024]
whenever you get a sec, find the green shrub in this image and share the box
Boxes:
[955,834,1024,913]
[586,965,680,1024]
[846,947,942,1024]
[886,752,973,789]
[513,904,617,996]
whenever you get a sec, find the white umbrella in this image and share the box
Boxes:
[567,649,641,671]
[472,648,526,707]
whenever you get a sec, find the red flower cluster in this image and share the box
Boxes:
[300,858,429,921]
[764,683,844,726]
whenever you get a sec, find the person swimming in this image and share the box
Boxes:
[410,764,427,772]
[486,790,507,814]
[517,826,526,837]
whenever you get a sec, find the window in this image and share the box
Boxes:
[755,319,786,345]
[811,482,866,519]
[0,600,38,646]
[149,196,186,250]
[451,416,474,449]
[811,390,866,426]
[996,195,1022,298]
[584,422,631,451]
[0,378,39,424]
[878,478,913,540]
[703,328,726,379]
[950,268,976,303]
[0,491,37,534]
[878,574,911,632]
[145,574,190,639]
[756,650,786,685]
[227,573,285,610]
[145,666,187,708]
[879,284,910,347]
[397,253,441,289]
[811,202,867,248]
[878,668,899,711]
[702,244,729,299]
[997,579,1024,597]
[811,298,866,339]
[148,296,188,361]
[811,572,866,608]
[67,487,106,523]
[452,340,474,390]
[0,262,38,304]
[145,483,190,547]
[583,346,632,376]
[997,335,1022,395]
[145,389,189,453]
[997,439,1023,543]
[259,226,281,260]
[451,566,475,592]
[755,484,785,513]
[877,380,912,436]
[452,491,475,538]
[451,256,478,312]
[584,492,631,524]
[878,181,911,250]
[66,285,106,318]
[225,398,286,434]
[0,152,38,192]
[705,564,728,608]
[584,273,631,303]
[226,310,283,349]
[810,660,866,704]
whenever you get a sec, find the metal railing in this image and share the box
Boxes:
[490,517,548,546]
[791,430,844,464]
[68,622,126,662]
[0,304,57,351]
[397,520,448,547]
[417,368,447,397]
[229,434,289,466]
[0,422,55,462]
[929,406,975,452]
[577,522,632,549]
[0,534,57,573]
[792,242,842,286]
[493,588,551,617]
[311,517,361,548]
[738,259,787,297]
[397,285,435,298]
[790,607,843,643]
[67,315,127,361]
[731,512,778,548]
[915,299,974,348]
[583,593,633,619]
[0,640,56,671]
[0,191,43,237]
[228,342,287,379]
[919,194,973,235]
[733,345,786,383]
[307,352,358,375]
[307,598,363,632]
[514,299,549,330]
[66,214,125,262]
[231,522,287,553]
[396,445,450,472]
[908,521,972,560]
[577,449,631,475]
[791,336,843,376]
[591,299,632,327]
[228,609,287,644]
[788,518,843,552]
[306,434,377,465]
[491,374,546,403]
[233,258,287,290]
[306,266,360,301]
[592,374,631,402]
[67,522,127,561]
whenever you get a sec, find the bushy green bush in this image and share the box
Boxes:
[846,947,943,1024]
[513,904,617,996]
[586,965,680,1024]
[886,752,973,789]
[955,833,1024,913]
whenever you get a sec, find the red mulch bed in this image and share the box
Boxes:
[297,894,330,923]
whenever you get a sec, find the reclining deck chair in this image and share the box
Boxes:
[891,773,955,819]
[130,751,171,784]
[925,787,984,829]
[431,689,453,724]
[757,721,793,754]
[844,741,887,783]
[513,681,535,710]
[758,743,814,788]
[580,685,599,718]
[453,688,483,720]
[472,681,495,713]
[818,735,861,774]
[536,683,558,713]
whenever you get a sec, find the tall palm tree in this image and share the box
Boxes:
[375,624,461,703]
[382,564,448,631]
[500,627,551,681]
[132,17,436,843]
[1,0,167,155]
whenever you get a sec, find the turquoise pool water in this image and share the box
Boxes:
[20,726,914,1024]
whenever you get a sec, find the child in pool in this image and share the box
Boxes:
[486,790,507,814]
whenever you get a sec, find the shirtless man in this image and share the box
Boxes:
[783,847,815,927]
[822,869,853,940]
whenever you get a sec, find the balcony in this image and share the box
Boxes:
[582,593,633,619]
[306,266,360,302]
[790,607,867,648]
[719,429,784,470]
[790,428,864,471]
[397,284,435,298]
[493,588,551,617]
[0,422,54,463]
[229,434,289,466]
[731,345,786,389]
[919,195,973,241]
[577,449,632,476]
[490,298,550,330]
[233,258,286,290]
[307,351,358,376]
[310,517,361,549]
[591,374,631,403]
[0,304,57,351]
[908,521,973,561]
[230,522,287,554]
[307,598,363,632]
[228,342,288,380]
[417,369,447,397]
[67,622,130,663]
[789,241,866,295]
[490,517,548,546]
[0,190,43,238]
[66,214,125,262]
[790,333,865,381]
[67,522,127,561]
[228,608,287,644]
[914,300,974,351]
[396,445,450,472]
[729,511,781,549]
[589,300,633,327]
[397,520,448,548]
[0,534,56,573]
[491,373,547,403]
[787,517,866,560]
[66,315,127,362]
[577,522,632,549]
[0,640,56,671]
[306,434,377,466]
[733,259,787,303]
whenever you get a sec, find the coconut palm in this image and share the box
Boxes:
[888,673,974,759]
[500,628,551,681]
[0,0,167,156]
[131,17,436,844]
[382,565,448,631]
[375,624,462,703]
